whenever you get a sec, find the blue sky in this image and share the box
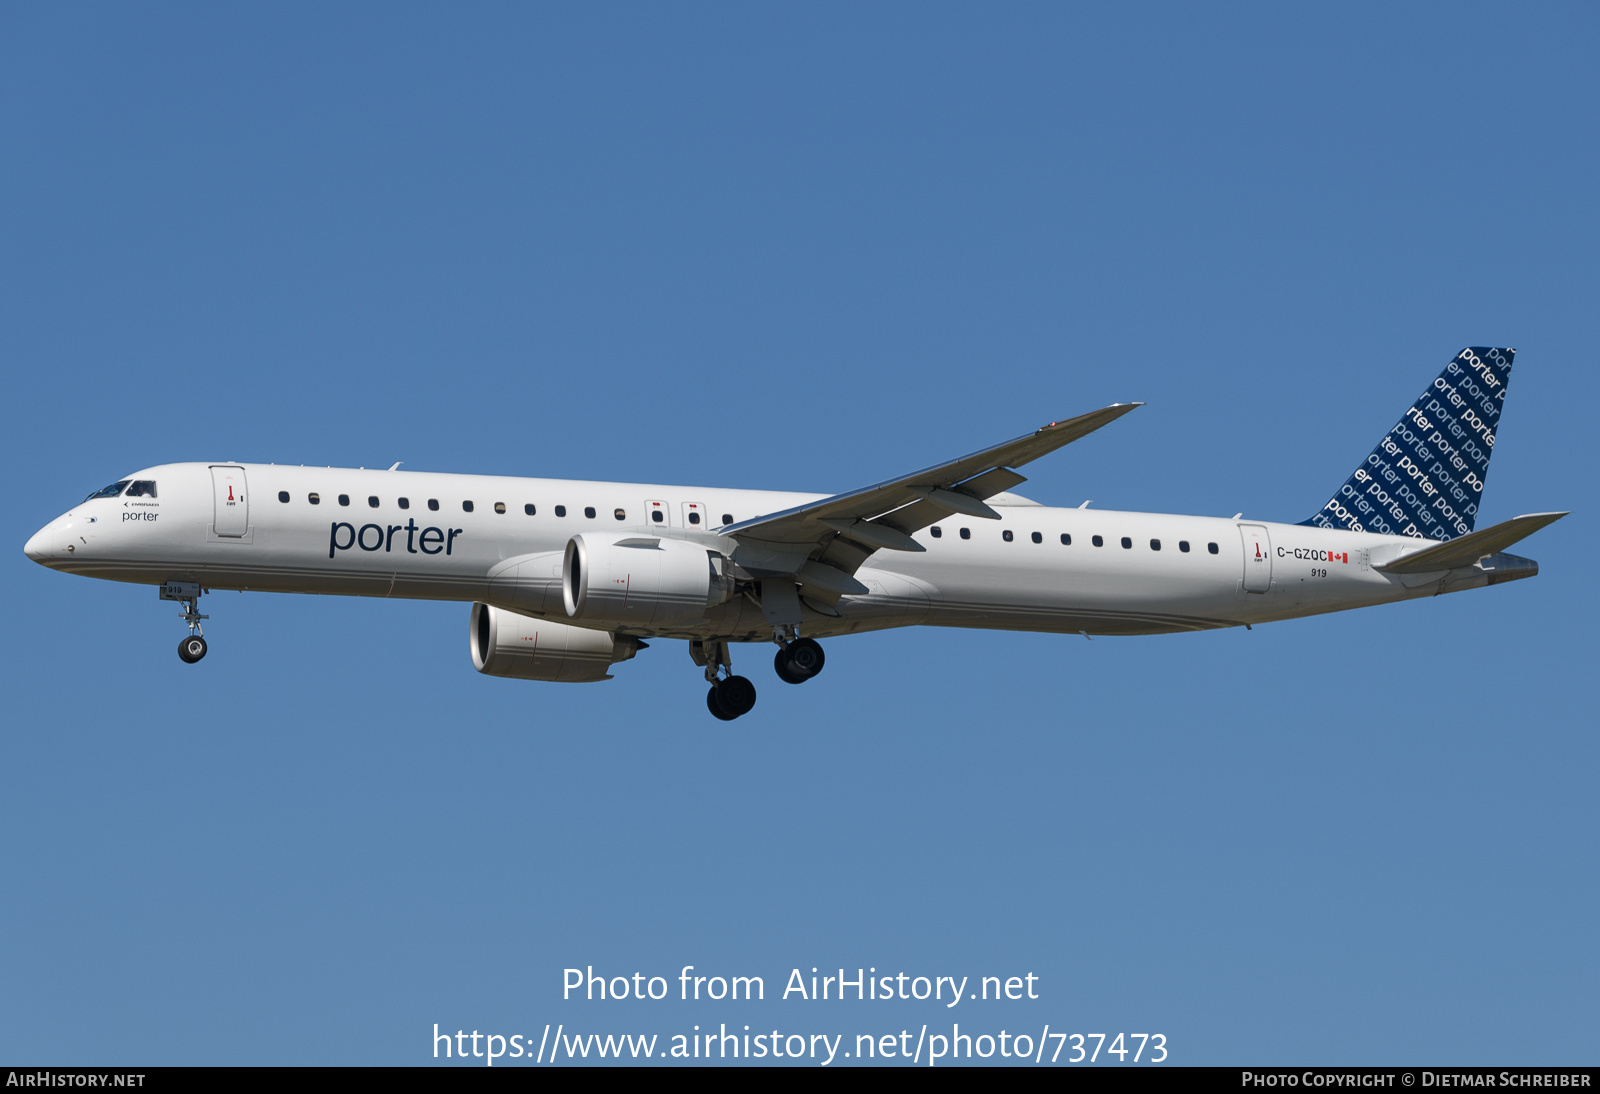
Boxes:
[2,3,1595,1065]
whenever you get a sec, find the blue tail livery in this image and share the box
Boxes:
[1301,347,1515,541]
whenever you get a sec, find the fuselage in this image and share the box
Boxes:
[24,461,1525,644]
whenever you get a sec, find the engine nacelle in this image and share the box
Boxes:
[470,602,642,683]
[563,533,734,628]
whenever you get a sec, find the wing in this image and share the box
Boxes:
[722,402,1143,614]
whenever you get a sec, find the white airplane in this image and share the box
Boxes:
[24,347,1563,720]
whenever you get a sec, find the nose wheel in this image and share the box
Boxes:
[160,581,210,664]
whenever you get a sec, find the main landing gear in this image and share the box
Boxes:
[690,638,758,721]
[690,633,830,720]
[160,581,209,664]
[774,637,826,685]
[707,675,757,721]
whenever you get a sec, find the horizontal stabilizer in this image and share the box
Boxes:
[1377,512,1567,573]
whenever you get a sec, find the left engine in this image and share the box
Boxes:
[469,602,643,683]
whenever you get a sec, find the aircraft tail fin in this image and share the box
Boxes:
[1300,347,1515,541]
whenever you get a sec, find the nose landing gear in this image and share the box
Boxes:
[160,581,209,664]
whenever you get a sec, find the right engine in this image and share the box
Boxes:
[562,533,735,628]
[469,602,643,683]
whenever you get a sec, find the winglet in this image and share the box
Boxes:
[1033,403,1143,441]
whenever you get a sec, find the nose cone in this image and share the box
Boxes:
[24,522,58,564]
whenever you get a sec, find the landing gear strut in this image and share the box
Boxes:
[161,581,209,664]
[690,638,758,720]
[774,637,825,684]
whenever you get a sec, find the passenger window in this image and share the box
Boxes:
[1002,530,1014,542]
[1179,540,1190,553]
[651,510,664,523]
[398,497,410,510]
[688,512,701,525]
[1121,536,1132,549]
[1092,535,1103,547]
[463,500,474,513]
[1208,542,1219,554]
[278,491,290,503]
[555,505,567,517]
[494,502,506,514]
[524,504,536,515]
[959,528,971,540]
[1150,539,1161,551]
[614,508,626,521]
[1060,533,1072,545]
[338,495,350,507]
[722,513,733,524]
[126,481,158,498]
[309,493,321,505]
[930,526,942,538]
[428,499,439,511]
[584,507,596,519]
[368,496,380,508]
[84,480,130,501]
[1031,532,1042,544]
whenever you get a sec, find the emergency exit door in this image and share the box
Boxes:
[1238,523,1272,593]
[210,466,249,537]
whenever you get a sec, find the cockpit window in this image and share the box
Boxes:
[85,480,130,501]
[125,481,157,498]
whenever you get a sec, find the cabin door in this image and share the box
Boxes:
[210,466,249,537]
[1238,524,1272,593]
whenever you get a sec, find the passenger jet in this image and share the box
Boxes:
[24,348,1563,719]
